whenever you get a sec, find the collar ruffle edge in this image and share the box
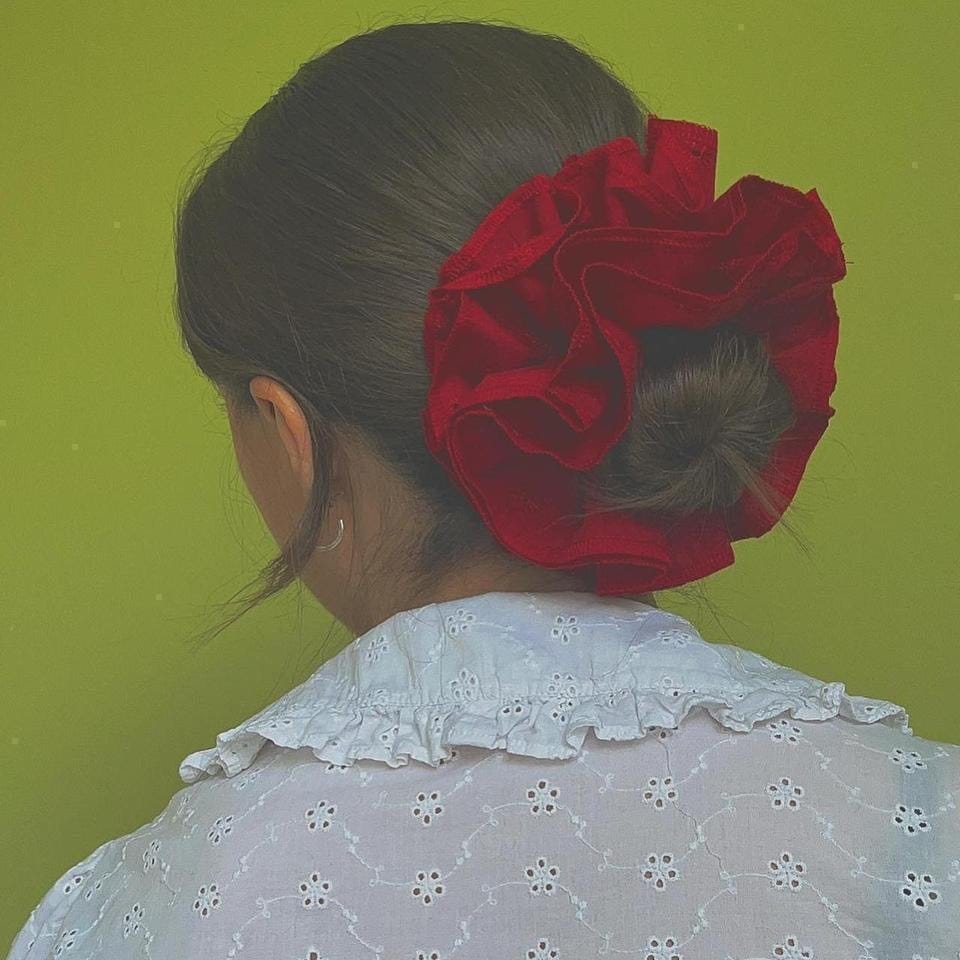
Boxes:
[178,673,910,783]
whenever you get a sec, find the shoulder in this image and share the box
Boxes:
[744,714,959,908]
[800,712,960,788]
[7,802,179,960]
[714,710,960,813]
[6,744,376,960]
[7,834,117,960]
[7,770,228,960]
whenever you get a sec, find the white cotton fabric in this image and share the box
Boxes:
[8,589,959,960]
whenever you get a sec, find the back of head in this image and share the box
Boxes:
[174,18,801,643]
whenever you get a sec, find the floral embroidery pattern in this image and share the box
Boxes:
[525,940,560,960]
[21,592,947,960]
[233,767,263,791]
[500,696,528,719]
[544,672,580,723]
[768,719,803,745]
[52,928,80,957]
[365,635,389,663]
[656,629,690,648]
[551,614,581,644]
[656,676,688,701]
[378,724,401,750]
[412,869,444,905]
[889,747,927,772]
[892,804,931,836]
[141,839,161,873]
[549,699,577,724]
[207,814,234,844]
[603,688,629,708]
[525,857,559,895]
[900,869,941,911]
[642,777,678,810]
[771,936,813,959]
[449,668,480,703]
[60,873,85,896]
[436,748,458,766]
[768,852,806,892]
[412,790,444,826]
[122,903,144,939]
[649,726,674,741]
[445,608,476,635]
[545,672,579,699]
[643,935,681,960]
[305,799,337,832]
[527,779,559,815]
[767,777,804,811]
[298,873,331,909]
[192,883,222,917]
[82,879,103,902]
[641,852,679,891]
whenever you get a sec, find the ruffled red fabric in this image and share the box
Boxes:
[421,116,846,595]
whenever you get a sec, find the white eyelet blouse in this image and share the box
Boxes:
[8,590,959,959]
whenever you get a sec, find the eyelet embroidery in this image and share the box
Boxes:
[35,591,931,960]
[768,719,804,745]
[892,803,931,836]
[122,903,144,939]
[643,935,681,960]
[525,856,559,895]
[641,852,679,891]
[449,668,481,703]
[769,851,806,892]
[411,869,444,905]
[298,873,331,909]
[771,936,813,959]
[179,593,909,781]
[900,870,941,911]
[304,799,337,832]
[52,927,80,957]
[525,940,560,960]
[527,779,559,815]
[445,609,476,635]
[642,777,679,810]
[365,635,390,663]
[412,790,445,826]
[207,815,234,844]
[767,777,804,810]
[192,883,222,917]
[889,747,927,772]
[550,614,581,643]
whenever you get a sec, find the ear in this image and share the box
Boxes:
[250,377,314,490]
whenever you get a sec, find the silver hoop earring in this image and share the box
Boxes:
[317,516,344,551]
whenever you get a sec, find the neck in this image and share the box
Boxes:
[345,563,657,637]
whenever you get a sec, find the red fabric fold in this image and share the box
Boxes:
[421,116,846,594]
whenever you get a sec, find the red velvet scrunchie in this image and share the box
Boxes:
[420,116,845,595]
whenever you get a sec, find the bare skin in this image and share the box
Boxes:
[222,376,657,637]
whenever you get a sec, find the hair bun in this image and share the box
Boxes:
[582,322,797,522]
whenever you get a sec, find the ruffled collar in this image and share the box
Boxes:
[179,590,910,783]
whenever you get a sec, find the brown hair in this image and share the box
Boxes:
[173,17,810,650]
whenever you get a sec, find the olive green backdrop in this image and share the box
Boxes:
[2,0,958,950]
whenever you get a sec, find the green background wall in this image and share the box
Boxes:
[2,0,958,951]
